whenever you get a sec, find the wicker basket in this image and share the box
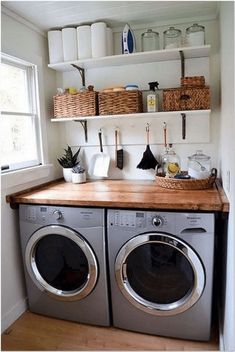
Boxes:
[156,172,216,190]
[162,86,210,111]
[98,91,143,115]
[180,76,205,88]
[53,91,98,118]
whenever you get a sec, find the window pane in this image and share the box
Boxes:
[0,62,30,113]
[0,114,38,166]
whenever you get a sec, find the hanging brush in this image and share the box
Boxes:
[137,123,158,170]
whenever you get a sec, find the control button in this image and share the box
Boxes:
[152,216,163,227]
[52,210,63,221]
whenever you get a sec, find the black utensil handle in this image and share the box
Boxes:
[99,130,103,153]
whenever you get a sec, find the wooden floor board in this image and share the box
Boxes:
[1,311,219,351]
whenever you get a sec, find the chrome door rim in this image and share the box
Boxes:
[115,233,205,316]
[25,225,98,301]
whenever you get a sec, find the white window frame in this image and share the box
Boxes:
[1,53,43,173]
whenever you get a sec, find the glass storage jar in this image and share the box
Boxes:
[141,29,160,52]
[163,26,182,49]
[163,144,181,177]
[188,150,211,179]
[186,23,205,47]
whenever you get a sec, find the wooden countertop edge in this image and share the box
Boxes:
[8,197,223,212]
[215,179,230,212]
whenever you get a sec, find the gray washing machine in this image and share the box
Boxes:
[19,205,110,326]
[107,209,215,340]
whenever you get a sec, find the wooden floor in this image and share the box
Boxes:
[1,311,219,351]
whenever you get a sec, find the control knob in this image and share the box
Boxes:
[52,210,63,220]
[152,216,163,227]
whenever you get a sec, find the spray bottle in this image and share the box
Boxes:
[147,81,159,112]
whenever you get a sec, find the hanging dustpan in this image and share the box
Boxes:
[137,123,158,170]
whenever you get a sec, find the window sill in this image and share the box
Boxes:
[1,164,53,190]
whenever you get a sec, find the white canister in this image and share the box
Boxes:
[91,22,107,58]
[106,27,113,56]
[62,27,78,61]
[72,172,86,184]
[77,25,92,59]
[47,30,63,64]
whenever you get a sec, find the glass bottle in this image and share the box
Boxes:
[186,23,205,47]
[163,144,181,177]
[163,26,182,49]
[141,29,160,52]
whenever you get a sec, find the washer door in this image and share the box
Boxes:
[115,233,205,316]
[25,225,98,301]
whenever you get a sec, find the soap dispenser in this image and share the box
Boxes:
[147,81,159,112]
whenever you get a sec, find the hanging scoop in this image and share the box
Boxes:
[137,123,158,170]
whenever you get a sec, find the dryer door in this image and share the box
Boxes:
[115,233,205,316]
[25,225,98,301]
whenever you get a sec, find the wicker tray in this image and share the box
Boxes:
[53,91,98,118]
[156,171,217,190]
[162,86,210,111]
[98,91,143,115]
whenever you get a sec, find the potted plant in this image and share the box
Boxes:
[57,145,81,182]
[72,164,86,184]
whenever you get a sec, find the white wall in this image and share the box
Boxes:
[1,12,59,332]
[56,19,220,180]
[219,2,235,351]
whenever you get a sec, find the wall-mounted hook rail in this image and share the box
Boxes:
[181,113,186,140]
[71,64,86,87]
[179,50,185,78]
[75,120,88,142]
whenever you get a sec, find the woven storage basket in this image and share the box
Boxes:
[98,91,143,115]
[53,91,98,118]
[156,172,216,190]
[180,76,205,88]
[162,86,210,111]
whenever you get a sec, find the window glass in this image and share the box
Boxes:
[0,54,41,172]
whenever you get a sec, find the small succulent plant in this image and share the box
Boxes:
[72,164,85,174]
[57,145,81,168]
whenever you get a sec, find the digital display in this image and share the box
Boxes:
[136,213,144,218]
[40,207,47,212]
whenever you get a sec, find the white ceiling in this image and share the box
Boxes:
[2,1,219,32]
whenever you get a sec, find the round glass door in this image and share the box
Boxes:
[25,225,98,301]
[115,233,205,316]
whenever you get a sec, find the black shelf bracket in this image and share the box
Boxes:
[74,120,88,142]
[181,113,186,140]
[71,64,86,87]
[179,50,185,78]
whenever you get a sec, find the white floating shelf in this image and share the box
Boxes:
[51,110,211,122]
[48,45,210,72]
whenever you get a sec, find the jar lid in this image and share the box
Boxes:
[186,23,205,32]
[188,150,210,161]
[163,26,182,37]
[141,29,159,36]
[125,84,139,90]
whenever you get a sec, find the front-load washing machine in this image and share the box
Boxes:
[107,209,215,340]
[19,205,110,326]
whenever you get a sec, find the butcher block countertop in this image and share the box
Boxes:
[6,179,229,212]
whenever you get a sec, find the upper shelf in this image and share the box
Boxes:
[50,110,211,122]
[48,45,210,72]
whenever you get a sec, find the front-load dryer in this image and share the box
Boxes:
[107,209,215,340]
[19,205,110,326]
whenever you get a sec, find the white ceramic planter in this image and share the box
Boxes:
[63,168,73,182]
[72,172,86,184]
